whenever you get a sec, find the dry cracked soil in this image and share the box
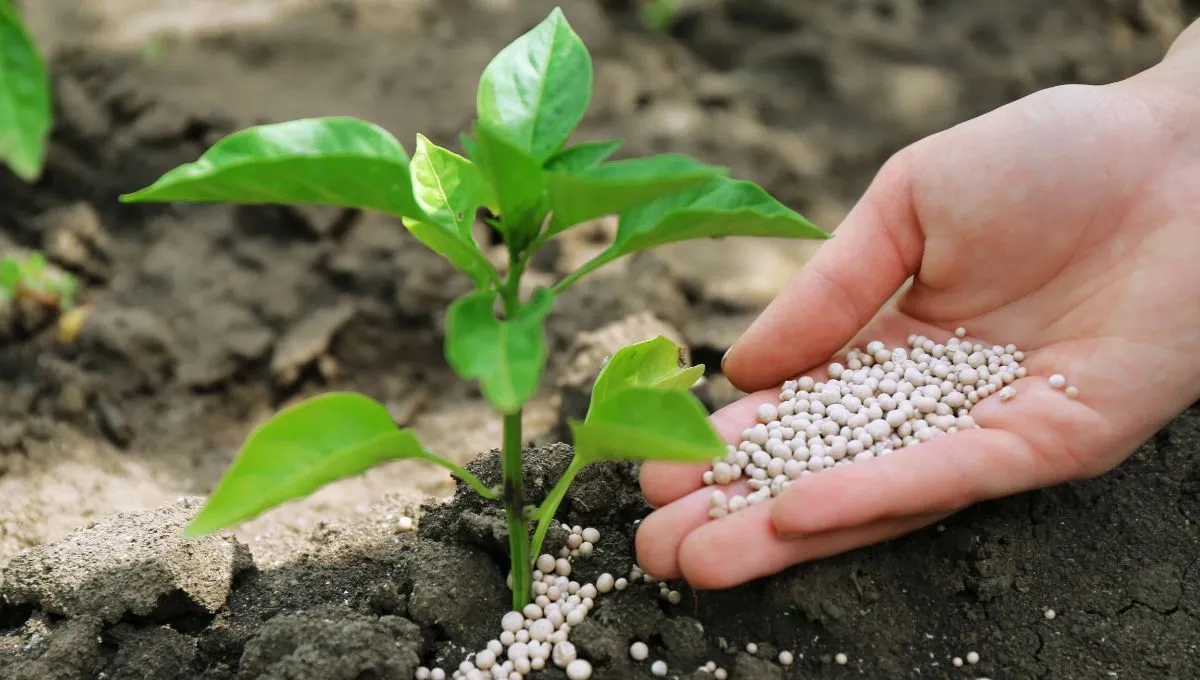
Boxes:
[1,0,1198,678]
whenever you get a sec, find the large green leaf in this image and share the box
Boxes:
[410,133,491,238]
[544,140,621,172]
[476,7,592,160]
[615,177,827,250]
[588,335,704,419]
[570,387,724,463]
[546,154,726,233]
[120,117,427,221]
[444,287,555,414]
[565,177,827,285]
[472,123,548,248]
[186,392,433,536]
[0,1,51,182]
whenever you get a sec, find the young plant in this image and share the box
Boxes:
[0,250,78,310]
[0,0,52,182]
[119,7,827,609]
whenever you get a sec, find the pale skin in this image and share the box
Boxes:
[635,21,1200,589]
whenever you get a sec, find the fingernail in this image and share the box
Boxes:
[720,347,732,373]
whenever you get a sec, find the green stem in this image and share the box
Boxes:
[420,452,501,501]
[500,244,531,610]
[550,251,616,295]
[529,455,585,562]
[502,410,531,609]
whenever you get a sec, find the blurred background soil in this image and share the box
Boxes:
[0,0,1194,580]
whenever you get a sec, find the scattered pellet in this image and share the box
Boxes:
[630,641,649,661]
[952,657,963,667]
[835,652,848,665]
[714,670,728,680]
[1048,374,1066,389]
[778,650,794,665]
[651,660,668,676]
[565,659,592,680]
[1044,608,1057,620]
[398,516,415,531]
[1065,386,1079,399]
[745,642,758,654]
[967,651,980,664]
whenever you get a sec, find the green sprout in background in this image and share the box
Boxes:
[120,7,828,609]
[640,0,682,32]
[0,0,52,182]
[0,250,77,311]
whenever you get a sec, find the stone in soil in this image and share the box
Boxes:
[0,496,252,624]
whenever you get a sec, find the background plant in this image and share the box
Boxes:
[0,0,52,182]
[119,7,827,609]
[0,250,77,311]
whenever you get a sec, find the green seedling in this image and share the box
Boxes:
[0,0,52,182]
[0,250,78,310]
[119,7,827,609]
[640,0,682,32]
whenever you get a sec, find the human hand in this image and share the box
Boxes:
[634,43,1200,589]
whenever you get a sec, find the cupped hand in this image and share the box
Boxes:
[635,60,1200,588]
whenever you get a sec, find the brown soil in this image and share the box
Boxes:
[1,0,1198,678]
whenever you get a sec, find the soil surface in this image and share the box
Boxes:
[2,0,1198,678]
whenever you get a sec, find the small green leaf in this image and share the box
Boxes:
[476,7,593,160]
[120,117,428,221]
[0,1,51,182]
[571,387,724,463]
[472,123,547,248]
[546,154,726,233]
[544,140,621,172]
[186,392,433,536]
[0,257,20,291]
[401,219,498,288]
[588,335,704,418]
[410,133,490,238]
[444,287,555,414]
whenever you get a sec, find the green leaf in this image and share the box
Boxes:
[410,133,490,238]
[0,257,20,291]
[0,1,51,182]
[588,335,704,419]
[571,387,724,463]
[544,140,621,172]
[562,178,827,286]
[401,219,498,288]
[186,392,434,536]
[472,123,547,248]
[546,154,726,233]
[614,177,827,251]
[120,117,428,221]
[476,7,593,160]
[444,287,555,414]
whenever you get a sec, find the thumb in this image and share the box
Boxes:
[722,151,924,392]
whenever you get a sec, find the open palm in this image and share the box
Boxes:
[635,78,1200,588]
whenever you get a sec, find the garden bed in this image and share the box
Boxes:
[1,0,1197,678]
